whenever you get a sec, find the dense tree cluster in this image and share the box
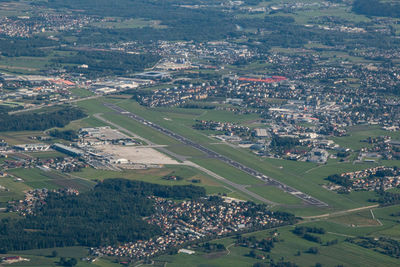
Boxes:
[198,242,226,253]
[292,226,326,244]
[53,50,160,77]
[270,135,300,151]
[236,234,278,252]
[0,107,86,132]
[293,226,326,235]
[326,174,352,188]
[307,247,319,254]
[180,103,216,110]
[38,0,237,42]
[0,104,22,114]
[371,191,400,206]
[0,37,56,57]
[353,0,400,18]
[59,257,78,267]
[49,129,78,141]
[348,237,400,258]
[0,179,206,252]
[253,261,299,267]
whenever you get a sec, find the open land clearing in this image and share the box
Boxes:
[95,144,180,165]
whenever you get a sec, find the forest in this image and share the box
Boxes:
[53,50,161,77]
[0,107,86,132]
[353,0,400,18]
[38,0,237,42]
[0,179,206,252]
[48,129,79,141]
[0,37,56,57]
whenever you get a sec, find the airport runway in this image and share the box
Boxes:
[104,103,328,207]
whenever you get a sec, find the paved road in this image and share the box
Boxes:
[9,95,100,115]
[93,113,275,205]
[104,103,328,207]
[302,204,379,220]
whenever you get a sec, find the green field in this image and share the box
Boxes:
[6,246,121,267]
[71,97,394,214]
[332,124,400,151]
[7,168,95,192]
[147,205,400,267]
[69,88,95,98]
[247,185,303,205]
[74,165,239,197]
[0,177,31,204]
[151,220,399,267]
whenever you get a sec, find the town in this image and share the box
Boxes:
[92,196,295,259]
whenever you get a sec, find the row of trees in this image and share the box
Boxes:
[348,237,400,258]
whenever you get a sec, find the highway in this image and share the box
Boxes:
[104,103,328,207]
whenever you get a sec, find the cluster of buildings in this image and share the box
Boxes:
[0,73,77,110]
[357,136,400,161]
[134,83,216,107]
[79,127,135,146]
[0,256,30,264]
[327,166,400,192]
[7,188,78,215]
[104,40,256,68]
[193,120,250,137]
[88,77,152,95]
[92,196,289,259]
[0,12,95,37]
[0,154,86,173]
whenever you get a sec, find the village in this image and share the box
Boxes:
[326,166,400,193]
[92,196,293,259]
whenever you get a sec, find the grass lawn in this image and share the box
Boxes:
[0,131,45,145]
[247,185,303,205]
[70,88,95,98]
[25,151,66,159]
[328,210,381,227]
[0,177,31,204]
[74,165,235,197]
[6,246,121,267]
[7,168,95,192]
[332,124,400,151]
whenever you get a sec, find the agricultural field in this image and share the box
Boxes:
[6,167,94,193]
[149,205,400,267]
